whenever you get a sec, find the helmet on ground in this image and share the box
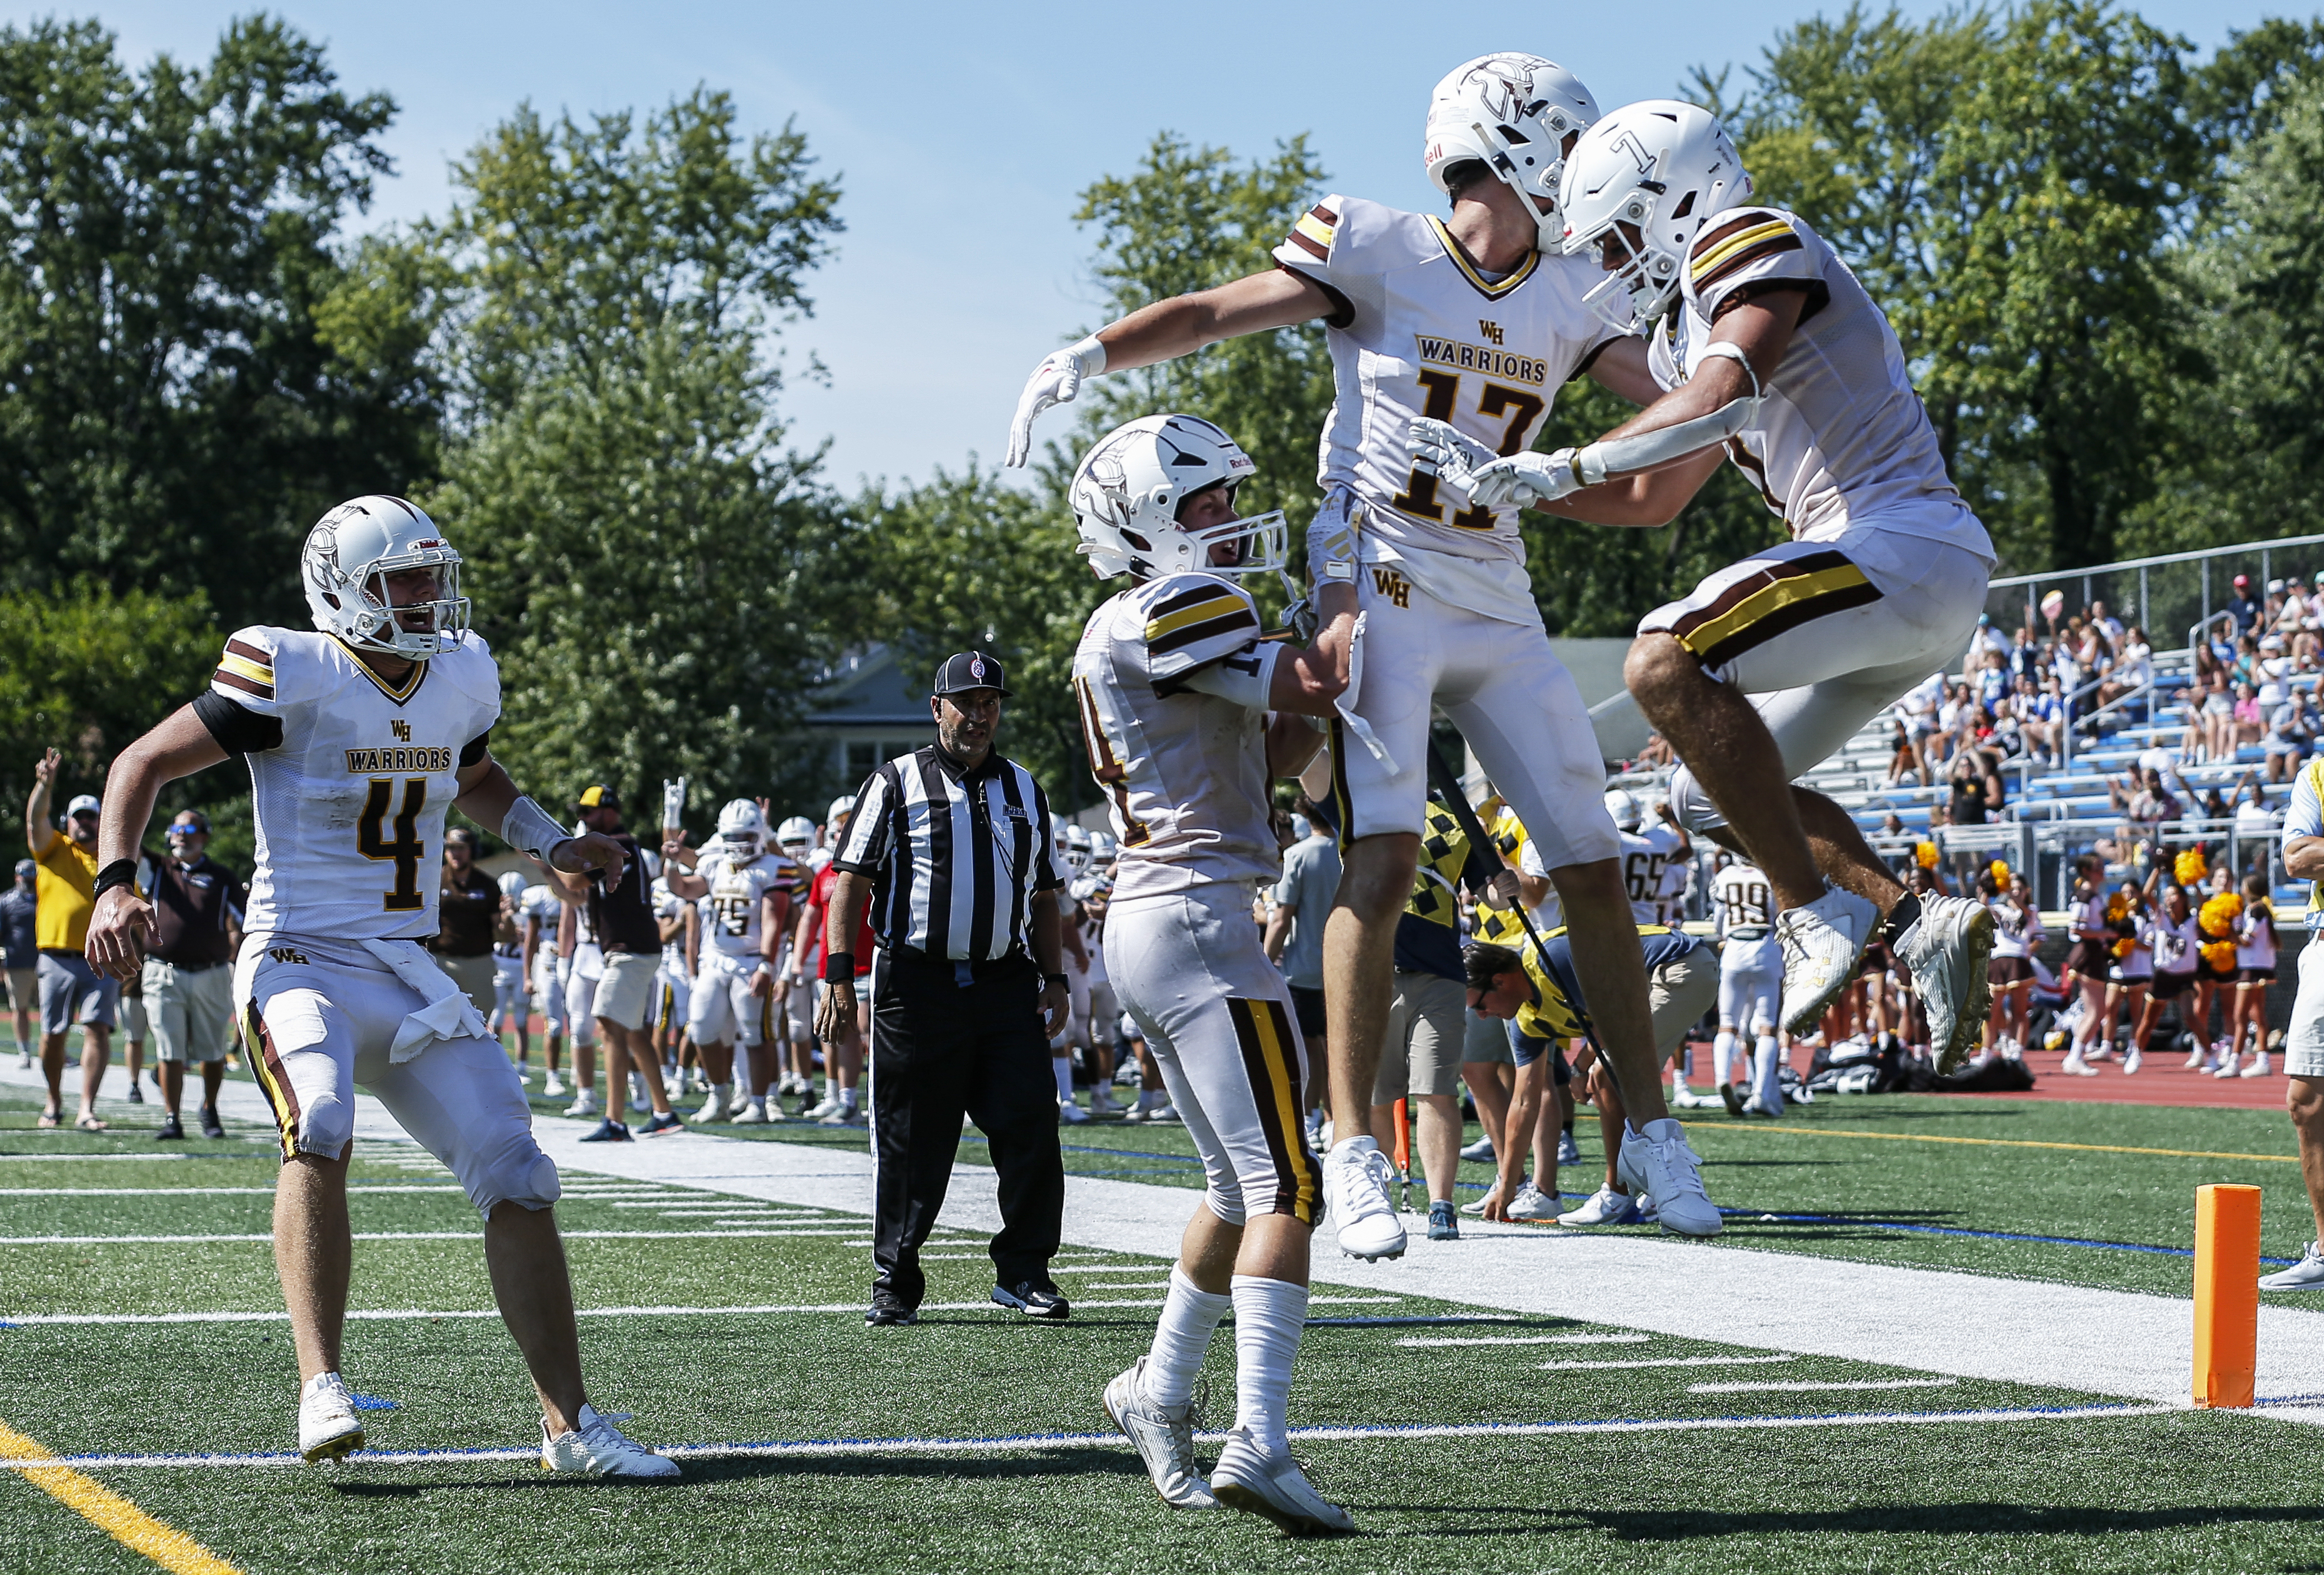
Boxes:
[775,815,815,851]
[1069,415,1287,582]
[498,870,528,898]
[717,798,769,860]
[1559,100,1749,331]
[1603,789,1644,831]
[302,495,470,660]
[1425,54,1599,250]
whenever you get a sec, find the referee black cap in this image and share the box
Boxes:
[933,650,1012,699]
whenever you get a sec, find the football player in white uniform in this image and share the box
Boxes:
[84,496,674,1477]
[519,875,568,1096]
[489,870,531,1066]
[649,866,694,1094]
[1709,856,1783,1115]
[1605,789,1690,925]
[767,814,820,1111]
[1485,100,1996,1070]
[1009,53,1719,1252]
[1070,415,1354,1533]
[662,800,791,1122]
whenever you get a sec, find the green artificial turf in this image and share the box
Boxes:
[8,1074,2324,1573]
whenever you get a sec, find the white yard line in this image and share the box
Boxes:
[1692,1378,1961,1395]
[1399,1332,1652,1348]
[1539,1354,1795,1371]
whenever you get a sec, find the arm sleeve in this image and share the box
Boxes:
[1681,208,1825,325]
[459,729,492,767]
[831,770,894,876]
[191,688,284,755]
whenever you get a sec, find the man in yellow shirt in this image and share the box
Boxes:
[26,748,115,1129]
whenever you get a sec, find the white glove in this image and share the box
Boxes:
[1304,492,1362,585]
[1408,417,1493,492]
[1468,447,1582,509]
[1005,336,1106,467]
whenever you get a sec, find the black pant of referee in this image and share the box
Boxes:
[868,947,1064,1313]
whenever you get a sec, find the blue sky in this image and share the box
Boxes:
[48,0,2303,492]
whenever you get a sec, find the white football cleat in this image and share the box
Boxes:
[1557,1184,1643,1227]
[540,1404,681,1480]
[1059,1099,1093,1125]
[562,1090,597,1119]
[695,1089,731,1124]
[297,1371,366,1464]
[1211,1427,1354,1535]
[1324,1139,1407,1261]
[2261,1241,2324,1291]
[541,1072,567,1099]
[1615,1118,1722,1238]
[731,1100,770,1125]
[1503,1181,1562,1221]
[1776,886,1878,1036]
[1892,893,1994,1073]
[1103,1359,1216,1510]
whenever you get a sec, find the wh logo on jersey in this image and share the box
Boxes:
[390,719,411,742]
[1412,336,1546,386]
[1477,320,1504,346]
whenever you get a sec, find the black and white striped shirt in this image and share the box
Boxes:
[834,747,1064,960]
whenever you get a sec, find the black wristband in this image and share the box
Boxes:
[93,858,138,898]
[1044,973,1069,988]
[822,951,856,982]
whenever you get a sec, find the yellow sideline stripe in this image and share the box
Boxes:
[0,1417,243,1574]
[1679,1122,2298,1165]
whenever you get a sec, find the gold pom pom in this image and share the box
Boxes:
[2202,940,2240,973]
[2199,891,2245,940]
[1989,860,2012,887]
[2175,848,2209,886]
[1916,840,1939,869]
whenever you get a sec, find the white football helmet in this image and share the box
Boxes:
[828,795,857,826]
[497,870,528,899]
[1603,789,1644,831]
[1063,823,1092,871]
[1425,54,1600,250]
[1090,830,1118,864]
[775,815,815,852]
[717,798,768,860]
[1069,415,1287,582]
[302,495,470,659]
[1559,100,1749,331]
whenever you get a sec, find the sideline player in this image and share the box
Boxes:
[1709,854,1783,1114]
[1072,414,1355,1532]
[1008,54,1722,1251]
[82,495,674,1475]
[662,799,790,1122]
[1454,100,1995,1068]
[519,874,568,1096]
[488,870,531,1066]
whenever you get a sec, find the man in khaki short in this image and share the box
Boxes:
[137,810,247,1140]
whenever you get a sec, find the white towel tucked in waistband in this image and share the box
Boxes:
[360,938,491,1063]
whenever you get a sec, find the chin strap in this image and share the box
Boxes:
[1573,343,1765,486]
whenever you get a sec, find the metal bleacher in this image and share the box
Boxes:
[1607,532,2324,918]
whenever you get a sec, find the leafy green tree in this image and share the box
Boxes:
[418,90,847,810]
[0,15,440,631]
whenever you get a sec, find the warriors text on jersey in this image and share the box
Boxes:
[1274,195,1627,624]
[1073,572,1285,902]
[1647,206,1994,563]
[694,850,792,961]
[1711,861,1776,939]
[203,627,498,940]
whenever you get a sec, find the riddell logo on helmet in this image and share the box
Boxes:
[413,539,445,550]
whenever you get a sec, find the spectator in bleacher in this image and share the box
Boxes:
[2266,689,2316,784]
[2190,668,2236,762]
[2008,626,2043,687]
[2010,675,2057,764]
[1975,649,2010,715]
[2234,682,2265,750]
[2278,578,2310,636]
[2098,628,2153,712]
[1885,717,1919,786]
[1937,682,1975,758]
[2090,600,2125,649]
[2230,573,2263,636]
[1949,747,2001,830]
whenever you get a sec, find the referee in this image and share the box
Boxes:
[819,651,1073,1327]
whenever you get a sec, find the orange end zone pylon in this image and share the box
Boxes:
[2193,1183,2260,1408]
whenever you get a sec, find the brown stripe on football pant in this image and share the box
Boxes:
[1665,548,1859,642]
[245,1004,300,1162]
[1677,562,1884,672]
[1227,997,1316,1223]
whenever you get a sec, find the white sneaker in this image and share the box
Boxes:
[1776,886,1879,1036]
[14,1049,29,1069]
[1557,1183,1643,1226]
[1143,1102,1180,1125]
[695,1090,730,1123]
[2182,1043,2208,1071]
[1324,1139,1407,1262]
[2244,1053,2273,1078]
[1614,1118,1722,1238]
[1503,1181,1560,1221]
[1891,893,1994,1073]
[2085,1043,2115,1064]
[2261,1241,2324,1291]
[731,1100,770,1125]
[803,1096,841,1122]
[297,1371,366,1464]
[1103,1360,1216,1510]
[2060,1051,2096,1076]
[1670,1086,1720,1110]
[2215,1055,2242,1080]
[1089,1090,1124,1116]
[1059,1099,1093,1125]
[1556,1131,1582,1168]
[818,1101,864,1127]
[728,1086,754,1116]
[1458,1134,1496,1162]
[1211,1428,1352,1535]
[542,1073,567,1099]
[1739,1094,1782,1119]
[563,1091,597,1119]
[2122,1047,2144,1075]
[540,1403,680,1479]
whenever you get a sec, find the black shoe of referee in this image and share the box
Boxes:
[866,1290,919,1327]
[992,1278,1070,1320]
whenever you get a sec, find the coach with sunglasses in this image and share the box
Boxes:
[819,651,1073,1328]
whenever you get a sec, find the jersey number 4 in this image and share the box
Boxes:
[1389,371,1545,528]
[359,778,427,911]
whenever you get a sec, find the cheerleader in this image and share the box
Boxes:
[1982,867,2043,1058]
[2105,884,2154,1074]
[2062,863,2116,1066]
